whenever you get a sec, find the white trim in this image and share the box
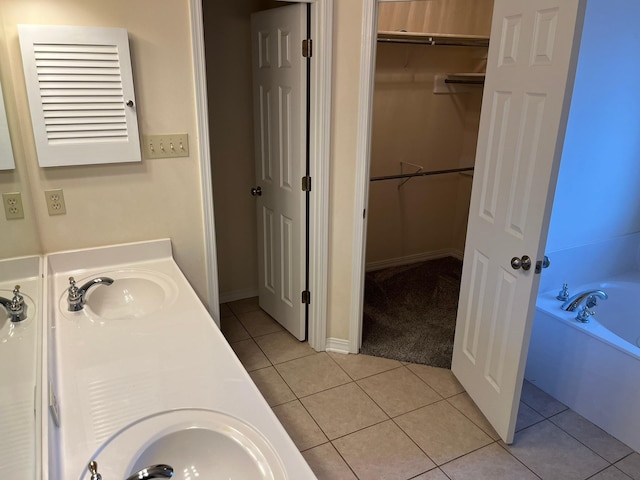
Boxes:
[190,0,220,328]
[307,0,333,351]
[325,337,351,354]
[366,249,463,272]
[219,288,260,305]
[349,0,378,354]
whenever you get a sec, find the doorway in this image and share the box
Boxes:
[358,0,493,367]
[201,0,332,350]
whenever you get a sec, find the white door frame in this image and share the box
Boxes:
[349,0,379,353]
[189,0,333,351]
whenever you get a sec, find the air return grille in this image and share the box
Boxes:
[19,25,141,167]
[34,43,128,144]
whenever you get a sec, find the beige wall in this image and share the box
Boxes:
[325,0,365,340]
[378,0,493,35]
[0,0,209,303]
[365,43,483,265]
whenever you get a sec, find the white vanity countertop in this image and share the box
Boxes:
[46,239,315,479]
[0,255,41,479]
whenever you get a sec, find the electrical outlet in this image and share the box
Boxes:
[2,192,24,220]
[44,189,67,215]
[142,133,189,159]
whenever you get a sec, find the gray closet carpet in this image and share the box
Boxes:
[360,257,462,368]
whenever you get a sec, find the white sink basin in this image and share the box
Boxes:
[83,409,286,480]
[86,277,167,320]
[60,270,178,321]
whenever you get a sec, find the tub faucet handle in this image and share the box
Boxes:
[556,283,570,301]
[576,305,595,323]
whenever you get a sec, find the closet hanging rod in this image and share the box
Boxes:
[444,78,485,85]
[377,32,490,48]
[370,167,474,182]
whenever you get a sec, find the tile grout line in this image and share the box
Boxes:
[222,302,428,479]
[546,411,634,467]
[493,440,544,479]
[224,306,629,480]
[585,464,632,480]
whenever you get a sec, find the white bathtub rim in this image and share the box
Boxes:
[537,273,640,362]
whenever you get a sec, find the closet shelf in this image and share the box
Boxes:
[377,31,489,48]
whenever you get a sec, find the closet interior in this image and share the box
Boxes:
[361,0,495,367]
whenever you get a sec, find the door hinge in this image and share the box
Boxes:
[302,290,311,304]
[302,39,312,58]
[535,255,551,274]
[302,176,312,192]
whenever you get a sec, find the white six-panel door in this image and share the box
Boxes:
[452,0,586,443]
[251,5,307,340]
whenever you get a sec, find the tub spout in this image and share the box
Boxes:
[560,289,608,312]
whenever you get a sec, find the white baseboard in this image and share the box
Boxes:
[365,249,464,272]
[325,337,351,354]
[450,249,464,261]
[219,287,259,304]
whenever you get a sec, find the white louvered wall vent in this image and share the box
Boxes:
[18,25,141,167]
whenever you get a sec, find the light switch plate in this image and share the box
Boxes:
[142,133,189,159]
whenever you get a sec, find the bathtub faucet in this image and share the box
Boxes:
[560,289,608,312]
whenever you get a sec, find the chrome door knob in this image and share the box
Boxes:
[511,255,532,271]
[251,186,262,196]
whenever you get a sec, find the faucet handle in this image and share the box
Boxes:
[585,294,599,309]
[68,277,80,298]
[88,460,102,480]
[8,285,27,322]
[11,285,23,306]
[556,283,570,301]
[576,305,594,323]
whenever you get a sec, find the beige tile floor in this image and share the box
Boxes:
[221,298,640,480]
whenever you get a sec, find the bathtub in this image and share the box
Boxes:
[525,270,640,452]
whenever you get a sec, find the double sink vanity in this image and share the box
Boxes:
[1,239,316,479]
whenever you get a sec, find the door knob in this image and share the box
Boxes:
[511,255,532,271]
[251,186,262,197]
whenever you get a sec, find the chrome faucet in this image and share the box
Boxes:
[0,285,28,322]
[68,276,114,311]
[126,464,174,479]
[87,461,173,480]
[560,289,608,312]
